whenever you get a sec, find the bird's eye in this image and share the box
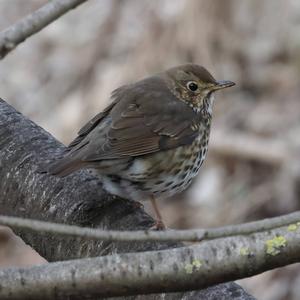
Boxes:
[187,81,198,92]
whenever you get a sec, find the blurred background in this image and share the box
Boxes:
[1,0,300,299]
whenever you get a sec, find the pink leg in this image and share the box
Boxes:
[150,196,166,230]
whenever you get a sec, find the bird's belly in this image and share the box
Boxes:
[121,135,208,199]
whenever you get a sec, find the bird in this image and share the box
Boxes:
[47,64,235,228]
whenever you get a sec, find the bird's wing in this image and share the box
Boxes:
[76,77,200,161]
[48,77,201,176]
[66,99,119,150]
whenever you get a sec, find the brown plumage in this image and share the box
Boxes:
[48,64,235,227]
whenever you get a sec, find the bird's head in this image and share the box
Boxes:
[164,64,235,115]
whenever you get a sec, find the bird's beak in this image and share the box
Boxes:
[212,80,235,91]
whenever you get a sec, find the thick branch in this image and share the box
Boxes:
[0,224,296,299]
[0,0,88,59]
[0,99,254,299]
[0,211,299,243]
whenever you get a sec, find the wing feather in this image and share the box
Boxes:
[49,76,202,175]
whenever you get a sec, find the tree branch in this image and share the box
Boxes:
[0,0,88,59]
[0,99,254,299]
[0,223,296,299]
[0,211,299,243]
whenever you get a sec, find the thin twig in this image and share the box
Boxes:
[0,211,299,242]
[0,224,299,299]
[0,0,89,59]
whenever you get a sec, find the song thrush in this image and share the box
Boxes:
[48,64,235,228]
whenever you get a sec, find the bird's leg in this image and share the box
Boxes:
[150,196,166,230]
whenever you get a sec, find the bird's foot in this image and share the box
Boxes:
[132,201,144,209]
[150,220,166,231]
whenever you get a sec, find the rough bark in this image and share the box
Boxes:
[0,224,298,299]
[0,98,255,299]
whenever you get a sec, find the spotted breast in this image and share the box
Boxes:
[99,123,211,201]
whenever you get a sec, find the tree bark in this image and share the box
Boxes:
[0,224,298,299]
[0,98,255,299]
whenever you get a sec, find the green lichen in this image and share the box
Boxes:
[185,259,202,274]
[265,236,287,256]
[240,247,250,256]
[192,259,202,269]
[287,224,298,231]
[185,264,193,274]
